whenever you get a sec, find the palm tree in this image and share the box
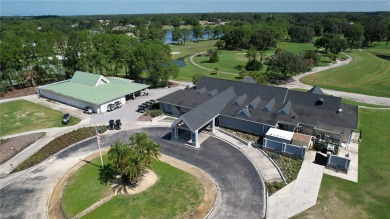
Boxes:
[140,139,161,167]
[129,132,161,167]
[107,140,131,176]
[124,150,147,184]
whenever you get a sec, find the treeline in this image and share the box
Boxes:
[0,31,178,90]
[1,12,389,90]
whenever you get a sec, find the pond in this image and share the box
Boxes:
[171,59,186,68]
[165,28,210,44]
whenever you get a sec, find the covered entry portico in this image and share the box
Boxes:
[170,87,235,148]
[171,116,217,148]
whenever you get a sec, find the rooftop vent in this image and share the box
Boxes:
[315,98,324,106]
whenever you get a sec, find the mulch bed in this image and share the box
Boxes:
[0,87,37,99]
[0,132,46,165]
[137,114,153,121]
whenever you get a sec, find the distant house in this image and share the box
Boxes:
[37,71,149,113]
[158,77,358,148]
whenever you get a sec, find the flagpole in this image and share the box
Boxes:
[95,123,104,169]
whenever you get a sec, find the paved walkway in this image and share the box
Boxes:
[267,161,325,219]
[214,130,284,183]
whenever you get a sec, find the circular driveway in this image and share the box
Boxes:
[0,127,264,219]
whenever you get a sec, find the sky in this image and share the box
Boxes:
[1,0,389,16]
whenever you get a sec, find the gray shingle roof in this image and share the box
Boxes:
[158,77,358,130]
[307,85,325,95]
[232,94,247,106]
[179,87,235,131]
[241,76,257,84]
[249,96,261,109]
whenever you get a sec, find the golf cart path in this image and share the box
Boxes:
[189,52,390,106]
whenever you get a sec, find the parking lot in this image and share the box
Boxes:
[89,86,181,126]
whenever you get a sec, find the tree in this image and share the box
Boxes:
[215,40,225,50]
[288,26,315,43]
[108,140,132,181]
[315,33,347,54]
[193,25,203,42]
[172,27,183,44]
[108,133,161,184]
[363,17,387,47]
[249,28,276,60]
[207,49,220,63]
[192,72,205,85]
[266,49,309,80]
[245,47,262,71]
[344,24,364,51]
[222,26,251,50]
[205,26,213,39]
[301,50,320,66]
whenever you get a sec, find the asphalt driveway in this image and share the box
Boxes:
[0,127,264,219]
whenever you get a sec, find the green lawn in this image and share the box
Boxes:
[62,156,204,219]
[300,48,390,97]
[296,109,390,218]
[192,50,248,74]
[62,156,112,218]
[0,100,80,136]
[169,40,217,59]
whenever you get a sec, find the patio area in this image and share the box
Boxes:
[305,132,359,182]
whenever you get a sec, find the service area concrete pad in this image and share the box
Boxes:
[267,161,324,219]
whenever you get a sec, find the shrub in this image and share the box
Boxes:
[148,109,163,117]
[12,126,107,173]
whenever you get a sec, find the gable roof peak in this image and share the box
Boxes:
[307,85,324,95]
[70,71,110,87]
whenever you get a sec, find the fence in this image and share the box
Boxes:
[326,153,351,173]
[263,138,307,159]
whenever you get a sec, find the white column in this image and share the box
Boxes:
[210,118,216,133]
[192,130,200,148]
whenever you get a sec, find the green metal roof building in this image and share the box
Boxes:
[37,71,149,113]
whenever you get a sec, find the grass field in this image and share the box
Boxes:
[177,56,237,82]
[62,156,112,218]
[301,45,390,97]
[296,109,390,218]
[62,156,204,219]
[169,40,217,59]
[0,100,80,136]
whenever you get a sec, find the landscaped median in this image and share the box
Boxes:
[49,152,215,219]
[12,126,107,173]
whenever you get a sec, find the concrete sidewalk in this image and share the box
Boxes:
[267,161,324,219]
[213,130,284,183]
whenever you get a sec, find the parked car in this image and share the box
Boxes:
[137,107,146,113]
[62,114,71,124]
[107,103,116,112]
[84,106,93,114]
[114,101,122,108]
[115,119,122,130]
[108,120,115,130]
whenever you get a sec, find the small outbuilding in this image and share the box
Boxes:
[37,71,149,113]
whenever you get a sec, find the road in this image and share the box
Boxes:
[0,127,265,219]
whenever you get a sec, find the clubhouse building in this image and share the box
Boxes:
[158,77,358,149]
[37,71,149,113]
